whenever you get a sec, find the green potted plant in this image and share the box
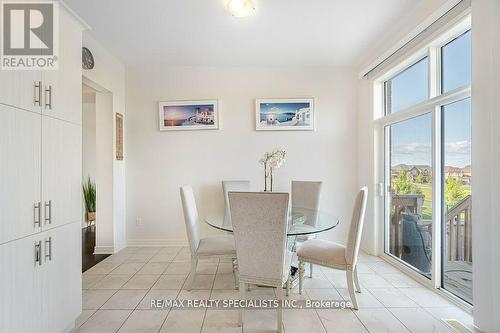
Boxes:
[82,177,96,224]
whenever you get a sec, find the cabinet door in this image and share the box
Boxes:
[41,222,81,333]
[42,116,82,231]
[0,234,44,333]
[0,71,42,113]
[42,8,82,124]
[0,104,42,244]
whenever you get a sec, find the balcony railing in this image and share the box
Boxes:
[445,195,472,262]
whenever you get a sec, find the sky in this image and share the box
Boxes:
[260,102,310,114]
[390,31,471,168]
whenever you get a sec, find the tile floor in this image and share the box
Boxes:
[77,246,475,333]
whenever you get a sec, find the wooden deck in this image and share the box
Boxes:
[444,260,473,303]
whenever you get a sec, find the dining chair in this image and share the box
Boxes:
[180,185,237,290]
[228,191,292,333]
[291,180,323,277]
[297,187,368,310]
[222,180,251,225]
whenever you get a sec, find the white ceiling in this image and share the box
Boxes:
[65,0,423,67]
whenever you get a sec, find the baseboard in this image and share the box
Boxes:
[93,245,115,254]
[126,239,188,247]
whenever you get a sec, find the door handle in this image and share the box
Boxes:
[44,85,52,109]
[34,81,41,106]
[35,241,42,266]
[44,200,52,225]
[34,202,41,227]
[44,237,52,261]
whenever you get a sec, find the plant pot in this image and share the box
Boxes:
[87,212,96,222]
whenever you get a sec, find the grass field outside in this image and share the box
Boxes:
[414,182,471,220]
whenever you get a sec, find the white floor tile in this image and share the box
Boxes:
[91,275,131,289]
[118,309,169,333]
[355,308,410,333]
[183,274,215,290]
[75,310,96,328]
[82,274,106,289]
[389,307,453,333]
[399,288,455,307]
[76,310,132,333]
[137,262,170,275]
[164,262,191,275]
[122,274,160,290]
[317,309,368,333]
[138,289,180,310]
[82,290,117,309]
[368,287,419,308]
[202,309,242,333]
[217,262,235,274]
[101,290,148,310]
[109,262,145,275]
[213,274,237,290]
[153,275,187,289]
[283,309,326,333]
[159,309,206,333]
[337,288,384,308]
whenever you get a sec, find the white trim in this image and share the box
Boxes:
[126,238,188,247]
[59,0,91,30]
[93,245,115,254]
[358,0,463,78]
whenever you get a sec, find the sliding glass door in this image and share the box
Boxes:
[385,113,433,277]
[378,21,472,304]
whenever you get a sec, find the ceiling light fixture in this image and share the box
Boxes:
[226,0,255,18]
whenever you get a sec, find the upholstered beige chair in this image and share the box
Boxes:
[180,185,237,290]
[297,187,368,310]
[222,180,250,225]
[229,192,292,333]
[291,180,323,277]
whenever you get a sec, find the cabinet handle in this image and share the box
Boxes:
[44,200,52,225]
[35,241,42,266]
[34,81,41,106]
[44,85,52,109]
[34,202,41,227]
[44,237,52,261]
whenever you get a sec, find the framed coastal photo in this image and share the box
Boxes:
[255,98,314,131]
[158,100,219,131]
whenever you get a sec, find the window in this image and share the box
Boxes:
[384,57,429,114]
[442,31,472,93]
[377,20,472,304]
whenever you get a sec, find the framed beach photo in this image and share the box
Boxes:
[255,98,314,131]
[158,100,219,131]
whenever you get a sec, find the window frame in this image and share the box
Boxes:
[372,14,472,310]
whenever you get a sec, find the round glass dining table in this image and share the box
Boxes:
[204,207,339,236]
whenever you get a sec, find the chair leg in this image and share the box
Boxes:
[346,270,358,310]
[187,257,198,291]
[276,285,283,333]
[239,282,245,327]
[286,277,290,297]
[353,266,361,293]
[309,262,313,278]
[232,258,239,290]
[298,260,305,295]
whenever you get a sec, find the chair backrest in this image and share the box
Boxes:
[345,187,368,267]
[180,185,201,255]
[291,181,323,226]
[222,181,250,225]
[229,192,289,285]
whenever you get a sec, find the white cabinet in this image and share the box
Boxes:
[0,6,85,333]
[0,104,41,244]
[42,9,82,124]
[42,222,81,333]
[0,233,44,333]
[0,71,43,113]
[42,117,82,231]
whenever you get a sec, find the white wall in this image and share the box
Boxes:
[125,66,359,246]
[83,33,127,253]
[471,0,500,330]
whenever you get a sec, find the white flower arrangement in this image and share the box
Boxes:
[259,148,286,191]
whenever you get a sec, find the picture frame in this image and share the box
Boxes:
[115,113,124,160]
[158,100,219,131]
[255,98,314,131]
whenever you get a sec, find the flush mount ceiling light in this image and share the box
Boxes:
[226,0,255,18]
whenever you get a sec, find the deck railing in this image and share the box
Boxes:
[445,195,472,262]
[390,194,472,263]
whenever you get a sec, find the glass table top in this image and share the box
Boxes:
[204,207,339,236]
